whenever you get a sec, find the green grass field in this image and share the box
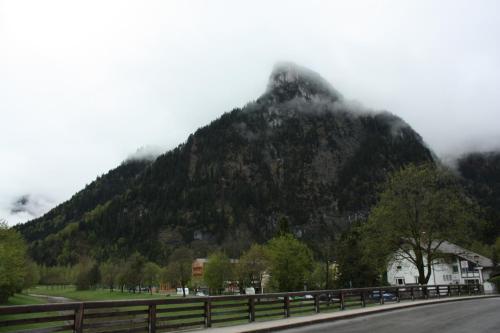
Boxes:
[0,294,51,333]
[24,285,169,302]
[1,294,46,306]
[0,290,401,333]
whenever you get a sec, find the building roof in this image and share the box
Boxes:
[436,241,494,268]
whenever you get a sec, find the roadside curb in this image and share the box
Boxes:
[213,295,500,333]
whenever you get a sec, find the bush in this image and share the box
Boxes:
[74,258,100,290]
[489,276,500,293]
[0,222,27,303]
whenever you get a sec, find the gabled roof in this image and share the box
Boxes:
[435,241,494,268]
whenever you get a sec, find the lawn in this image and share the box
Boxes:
[1,294,46,306]
[0,288,170,333]
[24,285,169,302]
[0,294,51,333]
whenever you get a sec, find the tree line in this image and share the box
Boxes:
[2,163,500,303]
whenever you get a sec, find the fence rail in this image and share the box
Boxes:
[0,284,484,333]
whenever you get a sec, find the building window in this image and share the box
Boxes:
[443,274,452,281]
[396,265,402,270]
[396,278,405,285]
[452,265,458,273]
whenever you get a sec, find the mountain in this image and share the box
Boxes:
[457,151,500,243]
[16,62,434,265]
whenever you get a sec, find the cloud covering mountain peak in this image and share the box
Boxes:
[265,62,342,102]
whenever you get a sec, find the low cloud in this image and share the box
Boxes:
[125,145,166,162]
[2,194,54,225]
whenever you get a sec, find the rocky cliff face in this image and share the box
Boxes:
[17,63,434,265]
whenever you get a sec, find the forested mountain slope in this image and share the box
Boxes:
[458,151,500,243]
[16,63,434,265]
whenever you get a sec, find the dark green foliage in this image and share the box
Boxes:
[0,222,27,303]
[266,234,314,292]
[23,260,40,289]
[100,260,120,291]
[335,226,380,288]
[122,253,146,291]
[363,163,476,285]
[234,244,267,291]
[16,160,149,243]
[143,262,160,294]
[458,152,500,244]
[38,265,73,286]
[165,247,193,297]
[203,251,232,294]
[75,258,100,290]
[489,276,500,291]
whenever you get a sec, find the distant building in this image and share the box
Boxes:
[192,258,208,279]
[387,241,496,293]
[191,258,239,278]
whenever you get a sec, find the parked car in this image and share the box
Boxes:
[291,294,314,300]
[370,291,397,301]
[318,293,340,303]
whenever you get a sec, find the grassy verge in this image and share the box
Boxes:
[1,294,46,306]
[25,285,168,302]
[0,294,53,333]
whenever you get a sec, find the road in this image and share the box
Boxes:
[282,298,500,333]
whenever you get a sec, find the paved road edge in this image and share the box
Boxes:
[231,295,500,333]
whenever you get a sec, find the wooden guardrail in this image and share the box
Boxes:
[0,284,484,333]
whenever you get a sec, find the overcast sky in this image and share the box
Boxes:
[1,0,500,226]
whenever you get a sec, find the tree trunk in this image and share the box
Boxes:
[424,254,433,284]
[325,260,330,289]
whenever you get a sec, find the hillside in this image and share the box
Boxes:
[16,63,434,265]
[457,151,500,243]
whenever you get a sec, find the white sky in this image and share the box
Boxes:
[1,0,500,226]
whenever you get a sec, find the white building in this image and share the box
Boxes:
[387,241,497,293]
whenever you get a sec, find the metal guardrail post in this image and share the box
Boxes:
[148,304,156,333]
[74,303,84,333]
[340,292,345,310]
[361,291,366,307]
[379,290,384,305]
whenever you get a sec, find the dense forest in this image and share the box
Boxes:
[15,63,499,268]
[458,152,500,244]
